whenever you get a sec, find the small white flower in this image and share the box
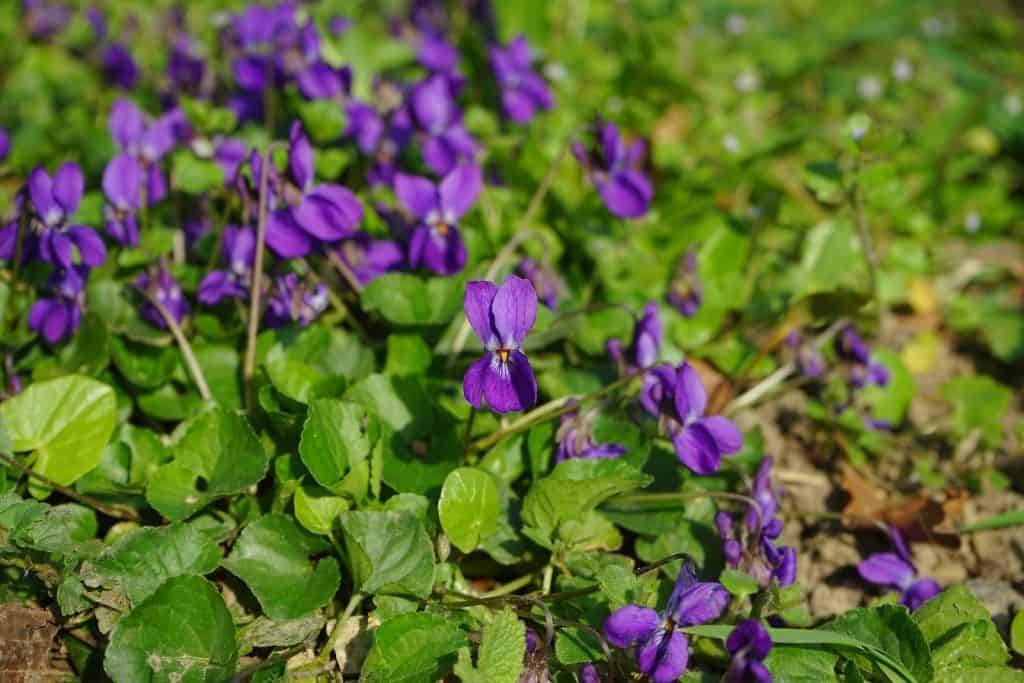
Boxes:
[734,70,760,93]
[1005,94,1022,117]
[722,134,740,154]
[544,62,567,82]
[725,14,747,35]
[858,75,883,100]
[892,58,913,82]
[964,210,981,233]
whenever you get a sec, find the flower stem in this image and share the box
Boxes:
[243,141,286,412]
[147,294,212,402]
[0,451,140,521]
[469,367,646,453]
[480,572,535,599]
[849,158,882,330]
[292,592,364,678]
[327,250,364,293]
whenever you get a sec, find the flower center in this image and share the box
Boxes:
[434,221,449,236]
[498,348,510,363]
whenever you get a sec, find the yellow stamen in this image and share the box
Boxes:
[498,349,510,363]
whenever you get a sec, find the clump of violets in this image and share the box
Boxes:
[135,264,190,329]
[198,226,255,305]
[555,401,627,462]
[261,122,364,259]
[518,257,565,310]
[409,73,479,176]
[102,154,143,247]
[331,232,404,287]
[28,266,87,343]
[27,162,106,268]
[608,301,661,374]
[716,457,797,588]
[489,35,554,124]
[836,324,889,388]
[109,99,176,205]
[857,526,941,610]
[785,330,825,378]
[263,273,328,328]
[0,128,10,163]
[667,247,701,318]
[723,620,773,683]
[641,362,743,474]
[573,121,653,219]
[462,276,538,414]
[604,561,729,683]
[394,163,481,276]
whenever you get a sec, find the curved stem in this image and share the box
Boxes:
[0,451,140,521]
[243,141,286,412]
[147,294,212,401]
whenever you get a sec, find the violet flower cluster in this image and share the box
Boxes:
[555,400,627,462]
[857,526,941,610]
[574,121,654,219]
[604,561,729,682]
[715,457,797,588]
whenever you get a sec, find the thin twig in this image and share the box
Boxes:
[0,451,140,521]
[327,250,364,293]
[243,141,286,412]
[291,592,364,678]
[147,294,212,401]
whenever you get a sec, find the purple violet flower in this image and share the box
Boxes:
[716,457,797,588]
[395,163,480,276]
[136,265,189,329]
[667,248,701,318]
[555,401,627,462]
[462,275,539,414]
[785,330,825,378]
[167,34,208,98]
[332,231,404,286]
[24,0,70,41]
[263,122,364,258]
[724,620,773,683]
[27,162,106,268]
[641,362,743,474]
[608,301,661,374]
[837,325,889,388]
[858,526,941,610]
[578,663,601,683]
[109,99,176,204]
[574,122,653,219]
[101,43,140,90]
[604,561,729,683]
[28,266,87,343]
[198,226,255,305]
[518,257,565,310]
[410,74,478,176]
[489,35,553,124]
[0,128,9,162]
[102,154,142,246]
[263,273,328,328]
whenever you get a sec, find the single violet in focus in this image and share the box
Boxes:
[462,275,539,414]
[858,526,941,610]
[518,257,565,310]
[641,362,743,474]
[332,231,404,286]
[490,35,553,124]
[667,247,701,318]
[263,273,329,328]
[724,620,773,683]
[27,162,106,268]
[135,264,189,329]
[395,163,481,276]
[198,226,255,305]
[574,121,653,219]
[28,266,87,343]
[603,561,729,683]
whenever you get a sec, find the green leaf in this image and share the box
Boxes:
[346,373,432,435]
[803,161,844,204]
[104,575,237,683]
[146,408,270,522]
[522,459,651,546]
[222,513,341,620]
[960,510,1024,533]
[720,568,760,599]
[293,484,348,536]
[454,608,525,683]
[265,354,345,405]
[111,337,177,389]
[362,273,463,325]
[914,584,1008,671]
[861,349,915,424]
[386,334,433,376]
[337,510,435,598]
[298,399,373,488]
[361,612,467,683]
[0,495,97,555]
[438,468,500,553]
[764,645,840,683]
[171,151,225,195]
[940,376,1012,447]
[83,522,221,605]
[0,375,117,488]
[298,99,347,143]
[824,604,932,683]
[1011,611,1024,656]
[796,221,868,299]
